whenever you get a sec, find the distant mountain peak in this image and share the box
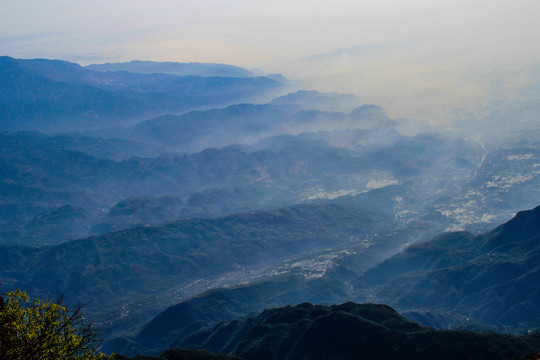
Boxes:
[484,204,540,252]
[85,60,258,78]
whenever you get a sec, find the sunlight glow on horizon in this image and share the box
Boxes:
[2,0,540,121]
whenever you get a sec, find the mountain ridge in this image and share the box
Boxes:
[356,205,540,332]
[124,203,540,357]
[85,60,258,78]
[0,190,399,340]
[180,302,540,360]
[0,56,284,132]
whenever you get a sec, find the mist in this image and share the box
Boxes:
[3,1,540,133]
[2,2,540,356]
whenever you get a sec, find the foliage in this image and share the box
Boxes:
[0,189,398,342]
[182,302,540,360]
[356,205,540,332]
[133,274,351,353]
[0,289,111,360]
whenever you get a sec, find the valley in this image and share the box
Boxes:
[0,56,539,360]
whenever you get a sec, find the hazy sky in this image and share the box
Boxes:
[2,0,540,121]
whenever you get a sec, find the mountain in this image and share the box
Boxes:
[23,204,94,245]
[269,90,360,112]
[3,129,475,246]
[9,126,533,248]
[107,219,440,356]
[0,56,284,132]
[181,302,540,360]
[117,103,397,153]
[3,126,537,250]
[0,190,399,339]
[356,205,540,332]
[91,195,185,234]
[125,275,352,355]
[86,60,257,78]
[122,104,299,151]
[0,56,134,131]
[104,203,540,356]
[35,133,167,161]
[3,55,540,360]
[1,130,409,245]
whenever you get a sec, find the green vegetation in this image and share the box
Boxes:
[0,289,111,360]
[182,302,540,360]
[356,205,540,332]
[130,274,352,354]
[0,192,398,341]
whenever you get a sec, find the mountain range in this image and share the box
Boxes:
[85,61,258,78]
[0,57,285,132]
[1,127,491,247]
[1,56,539,360]
[0,188,402,341]
[98,203,540,356]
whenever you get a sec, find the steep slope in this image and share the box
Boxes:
[182,302,540,360]
[356,205,540,332]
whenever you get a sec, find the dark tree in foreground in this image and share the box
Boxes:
[0,289,111,360]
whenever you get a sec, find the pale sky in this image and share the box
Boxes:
[2,0,540,121]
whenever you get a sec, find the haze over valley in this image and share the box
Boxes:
[1,1,540,359]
